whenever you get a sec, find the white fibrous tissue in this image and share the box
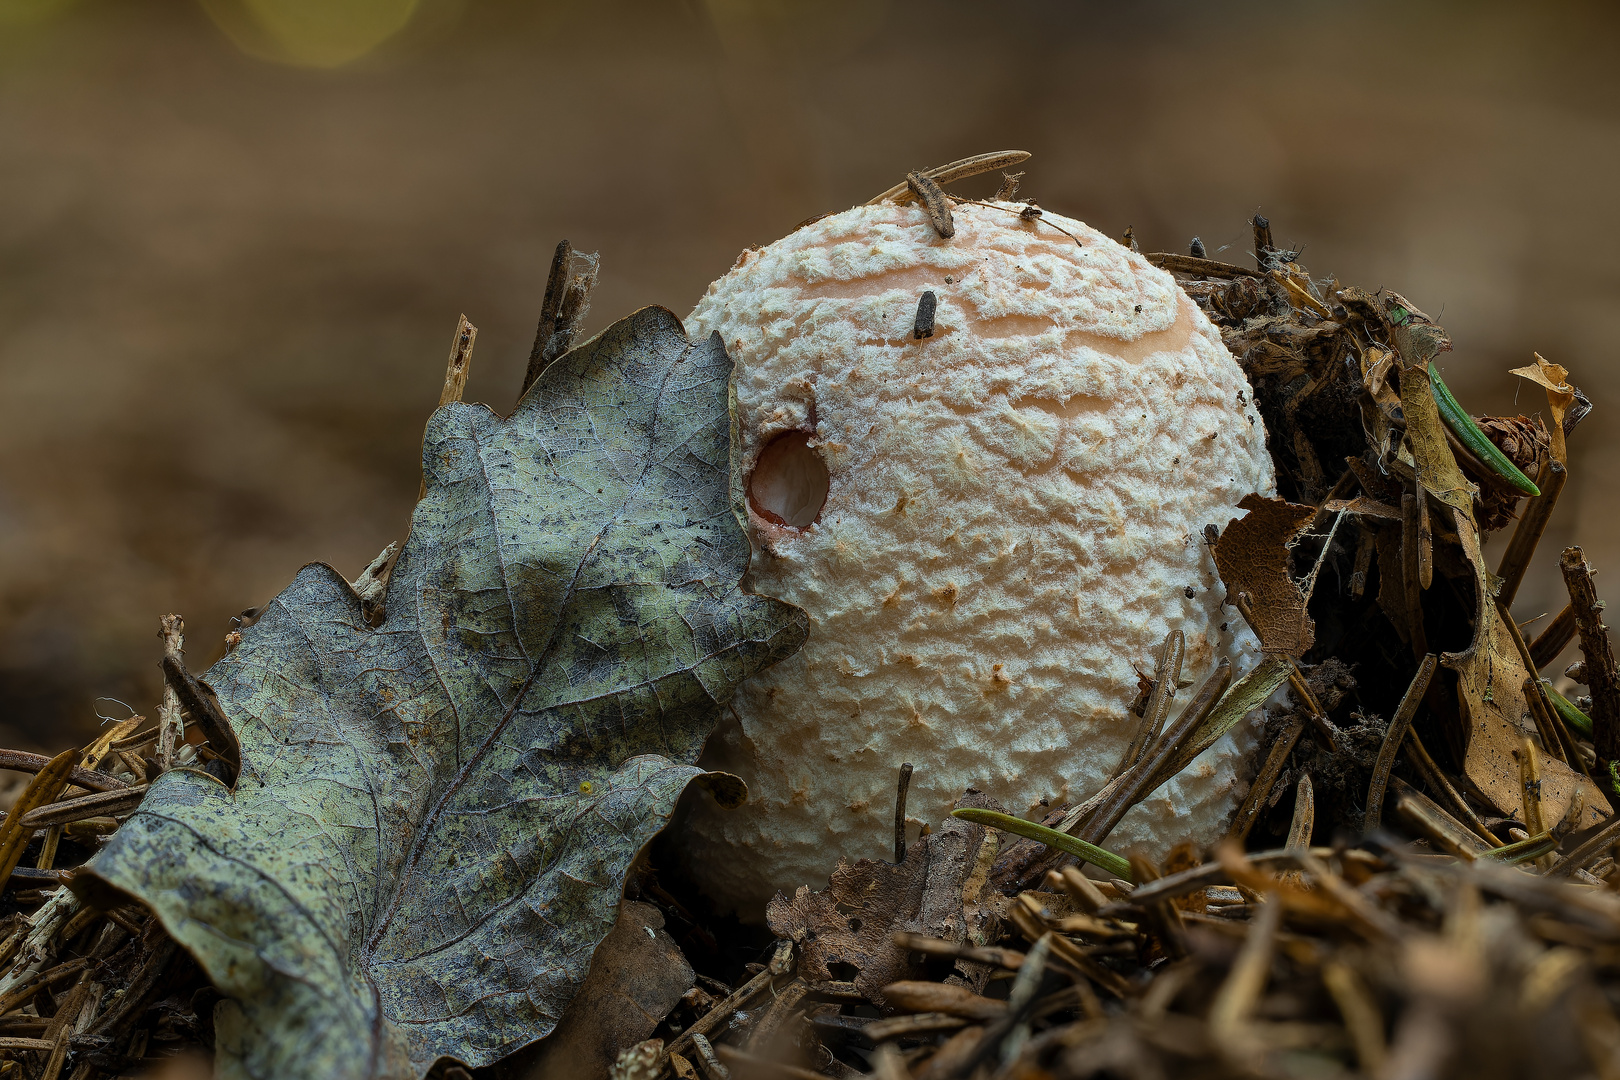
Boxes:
[680,200,1277,913]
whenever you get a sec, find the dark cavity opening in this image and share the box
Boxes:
[747,431,829,528]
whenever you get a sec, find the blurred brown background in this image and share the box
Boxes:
[0,0,1615,749]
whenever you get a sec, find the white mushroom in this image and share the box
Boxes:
[682,200,1275,912]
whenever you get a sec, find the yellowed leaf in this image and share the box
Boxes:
[1509,352,1576,463]
[1445,508,1610,827]
[1386,295,1477,515]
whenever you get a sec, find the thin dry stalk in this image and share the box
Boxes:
[1500,598,1587,772]
[1531,604,1579,670]
[1548,811,1620,877]
[868,150,1031,205]
[894,763,914,864]
[417,315,478,501]
[1498,460,1568,609]
[0,751,123,794]
[1402,730,1499,845]
[1392,778,1491,858]
[1402,491,1431,659]
[156,614,184,771]
[1285,774,1315,850]
[1208,893,1280,1064]
[1322,959,1387,1073]
[1520,737,1553,871]
[1561,546,1620,768]
[436,315,477,408]
[522,241,599,396]
[1365,654,1439,831]
[1226,716,1304,843]
[1081,658,1228,846]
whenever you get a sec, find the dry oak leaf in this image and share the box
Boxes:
[510,900,694,1080]
[767,790,1001,1006]
[81,307,808,1080]
[1444,505,1610,830]
[1213,493,1315,657]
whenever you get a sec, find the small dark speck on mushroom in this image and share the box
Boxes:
[913,291,937,340]
[1184,586,1196,599]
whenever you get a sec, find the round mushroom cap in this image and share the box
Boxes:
[682,200,1275,914]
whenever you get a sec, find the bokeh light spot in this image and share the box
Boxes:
[0,0,77,27]
[201,0,420,68]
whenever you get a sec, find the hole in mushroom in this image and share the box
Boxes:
[827,961,860,982]
[748,430,829,528]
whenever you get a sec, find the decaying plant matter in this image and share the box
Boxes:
[1,154,1619,1079]
[588,172,1620,1080]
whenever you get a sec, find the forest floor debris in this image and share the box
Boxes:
[1,189,1618,1079]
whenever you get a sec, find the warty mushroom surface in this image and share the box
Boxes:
[681,200,1276,912]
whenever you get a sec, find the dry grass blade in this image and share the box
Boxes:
[881,981,1007,1021]
[1144,251,1263,279]
[1226,715,1304,843]
[1497,460,1567,609]
[82,936,176,1039]
[689,1032,729,1080]
[714,1044,828,1080]
[893,762,913,863]
[1295,851,1405,940]
[1520,736,1550,872]
[0,750,125,794]
[891,932,1026,970]
[1392,777,1491,858]
[864,1012,970,1041]
[1285,773,1315,851]
[0,959,87,1016]
[1208,893,1280,1062]
[904,172,955,238]
[1365,653,1438,831]
[523,240,570,396]
[866,150,1032,205]
[1051,865,1106,914]
[1117,630,1185,775]
[1549,811,1620,877]
[21,786,148,829]
[435,314,477,409]
[1322,959,1386,1073]
[416,315,479,501]
[79,717,142,773]
[1402,731,1499,845]
[1081,657,1227,846]
[1128,856,1188,960]
[746,978,809,1054]
[665,951,785,1065]
[0,750,79,887]
[522,240,599,396]
[1284,657,1338,748]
